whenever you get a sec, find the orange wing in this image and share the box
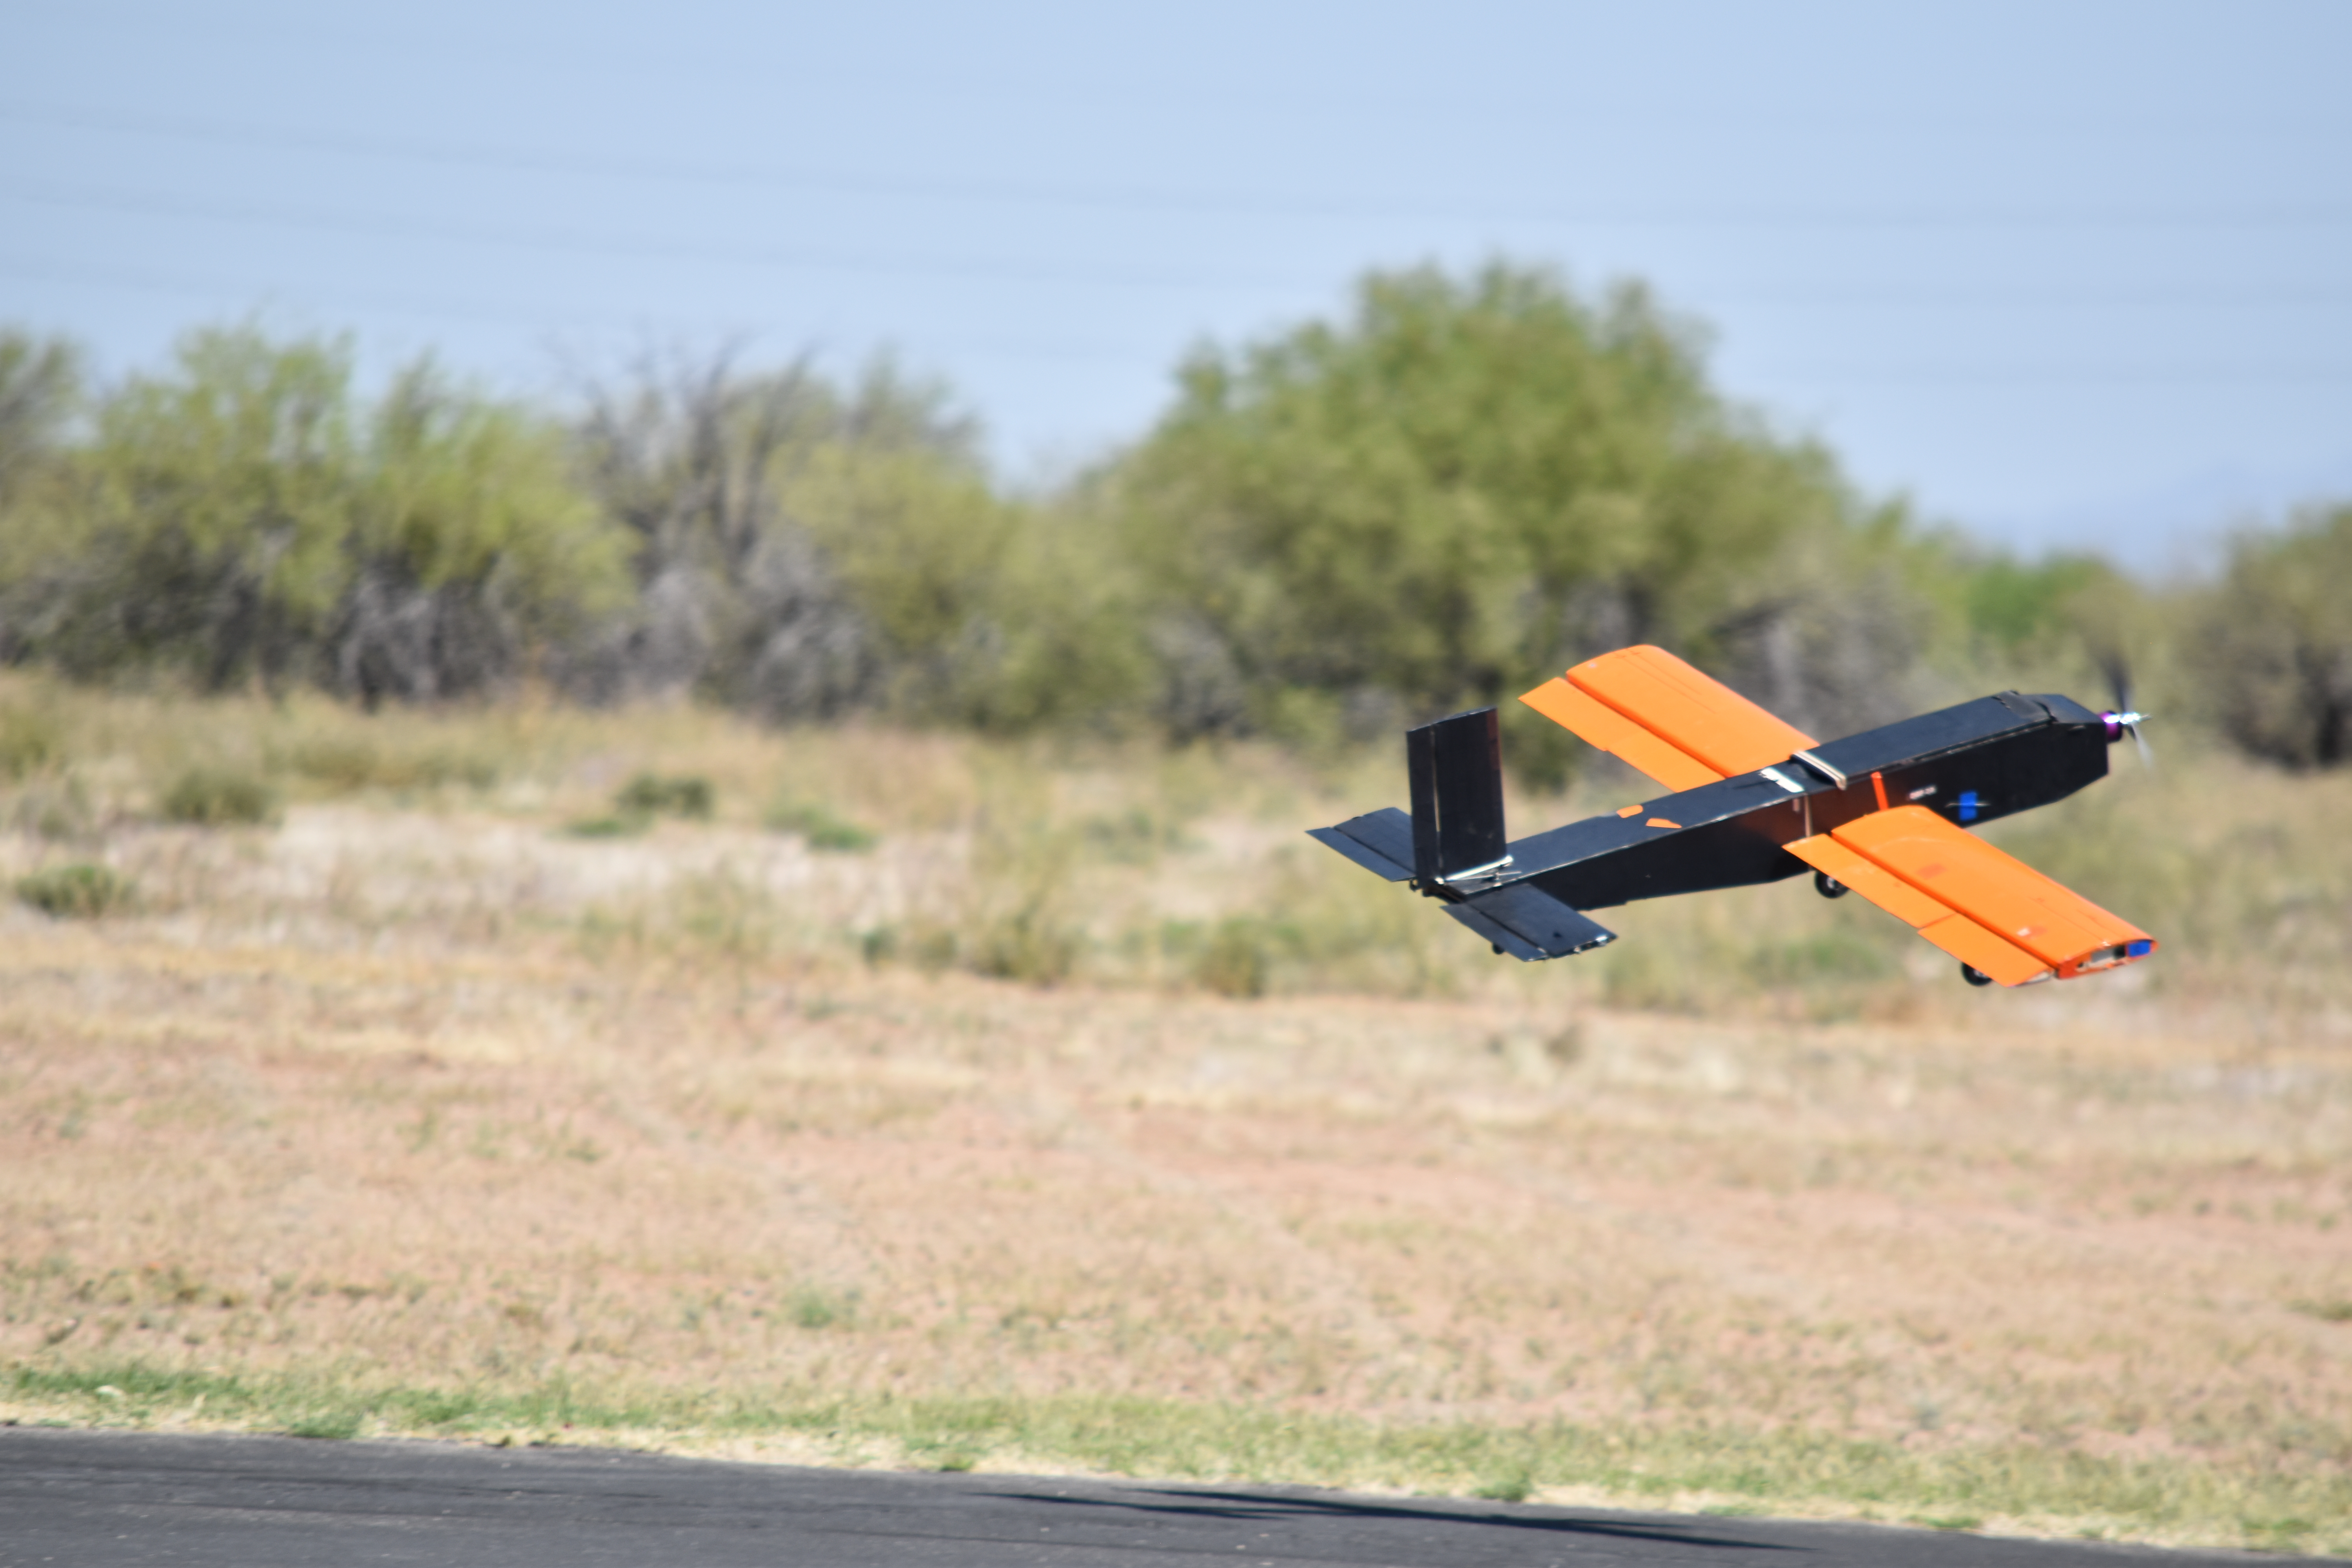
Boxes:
[1520,645,1818,792]
[1787,806,2156,985]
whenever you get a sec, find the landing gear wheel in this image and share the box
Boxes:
[1960,963,1994,988]
[1813,870,1848,899]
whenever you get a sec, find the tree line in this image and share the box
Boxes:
[2,262,2345,769]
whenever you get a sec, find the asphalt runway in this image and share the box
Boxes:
[0,1427,2285,1567]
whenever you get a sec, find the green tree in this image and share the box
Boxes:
[0,331,85,661]
[338,361,629,702]
[55,325,359,686]
[566,348,936,714]
[1964,553,2115,650]
[1110,261,1938,747]
[1,322,626,700]
[2199,503,2352,766]
[567,347,1143,731]
[0,329,79,512]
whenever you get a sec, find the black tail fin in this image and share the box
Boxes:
[1406,707,1508,882]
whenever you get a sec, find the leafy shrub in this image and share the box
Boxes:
[965,901,1082,986]
[1113,260,1940,742]
[1192,916,1278,999]
[3,327,629,702]
[283,737,498,794]
[1153,915,1307,999]
[564,773,714,838]
[765,798,876,852]
[160,766,279,826]
[954,811,1083,984]
[857,921,956,971]
[2199,503,2352,767]
[787,1284,860,1331]
[562,814,646,840]
[281,737,382,793]
[616,773,713,820]
[15,863,135,918]
[0,706,60,780]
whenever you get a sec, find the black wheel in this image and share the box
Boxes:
[1960,963,1994,988]
[1814,870,1848,900]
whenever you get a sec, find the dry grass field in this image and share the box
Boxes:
[1,674,2348,1555]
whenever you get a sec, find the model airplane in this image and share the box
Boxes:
[1309,645,2156,988]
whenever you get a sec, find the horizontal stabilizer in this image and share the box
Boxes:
[1443,882,1617,962]
[1307,808,1416,882]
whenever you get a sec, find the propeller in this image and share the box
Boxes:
[2096,654,2154,770]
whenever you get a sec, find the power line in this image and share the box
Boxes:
[0,254,646,331]
[11,255,2349,388]
[0,255,1156,363]
[1705,287,2352,309]
[1757,366,2352,387]
[19,7,2352,144]
[0,180,1304,291]
[8,99,2351,231]
[11,181,2352,310]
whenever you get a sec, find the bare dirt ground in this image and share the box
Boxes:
[0,696,2347,1551]
[5,812,2348,1453]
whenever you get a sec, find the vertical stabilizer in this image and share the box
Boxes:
[1406,707,1508,881]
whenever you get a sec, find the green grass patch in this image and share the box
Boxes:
[14,862,136,918]
[765,798,877,852]
[0,704,62,779]
[785,1285,861,1331]
[563,775,720,839]
[562,813,648,840]
[7,1365,2350,1556]
[159,766,279,827]
[617,773,715,821]
[279,737,499,795]
[284,1408,367,1441]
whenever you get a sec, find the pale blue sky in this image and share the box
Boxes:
[6,0,2348,560]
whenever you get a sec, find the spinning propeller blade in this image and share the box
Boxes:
[2096,655,2154,770]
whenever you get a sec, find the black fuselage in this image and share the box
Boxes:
[1485,691,2111,913]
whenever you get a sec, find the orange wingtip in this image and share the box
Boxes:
[2056,936,2160,980]
[1835,807,2151,970]
[1828,806,2155,982]
[1793,814,2155,986]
